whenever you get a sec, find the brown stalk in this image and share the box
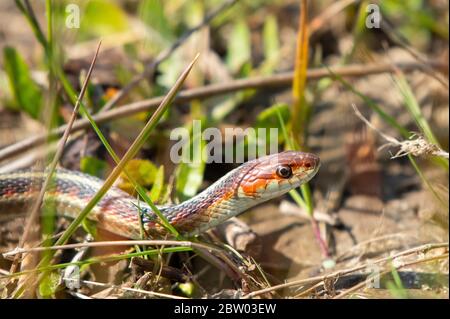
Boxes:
[0,61,442,164]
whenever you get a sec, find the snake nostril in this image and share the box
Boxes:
[302,154,319,170]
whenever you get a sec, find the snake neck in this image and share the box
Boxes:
[0,164,258,239]
[156,162,259,236]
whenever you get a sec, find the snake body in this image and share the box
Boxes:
[0,151,320,239]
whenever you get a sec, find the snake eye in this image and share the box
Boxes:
[276,165,292,179]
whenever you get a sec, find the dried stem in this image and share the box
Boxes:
[242,242,448,299]
[333,253,449,299]
[0,61,441,165]
[352,104,449,159]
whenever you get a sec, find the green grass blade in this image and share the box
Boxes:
[328,66,447,206]
[78,103,181,238]
[392,72,448,169]
[53,55,198,248]
[327,66,410,137]
[3,247,192,280]
[276,109,308,211]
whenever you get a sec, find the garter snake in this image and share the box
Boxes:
[0,151,320,239]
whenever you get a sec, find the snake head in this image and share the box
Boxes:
[237,151,320,200]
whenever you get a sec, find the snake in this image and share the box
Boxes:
[0,151,320,239]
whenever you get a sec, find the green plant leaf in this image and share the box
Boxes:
[3,46,43,119]
[80,156,108,178]
[380,0,447,43]
[81,218,98,238]
[138,0,174,44]
[149,165,165,202]
[175,121,206,201]
[38,271,61,298]
[118,159,158,194]
[176,142,206,201]
[386,265,408,298]
[392,72,448,170]
[178,282,195,297]
[226,19,251,73]
[263,14,280,61]
[80,0,129,39]
[260,14,280,75]
[255,103,290,146]
[393,73,439,145]
[257,103,290,128]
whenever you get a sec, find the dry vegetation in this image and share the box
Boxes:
[0,0,448,299]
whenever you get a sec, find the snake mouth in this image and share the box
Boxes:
[310,155,321,176]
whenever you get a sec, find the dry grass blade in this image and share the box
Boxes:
[353,104,449,159]
[11,54,199,298]
[2,239,227,258]
[8,41,102,278]
[53,53,199,249]
[73,279,188,299]
[289,0,328,257]
[1,247,193,281]
[242,242,448,299]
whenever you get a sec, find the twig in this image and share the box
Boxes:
[352,104,449,159]
[0,146,56,173]
[294,280,326,298]
[380,18,449,89]
[75,279,188,299]
[3,239,222,258]
[66,291,92,299]
[0,269,10,276]
[2,238,246,289]
[62,260,189,299]
[242,242,448,299]
[0,61,442,165]
[333,253,449,299]
[1,247,192,281]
